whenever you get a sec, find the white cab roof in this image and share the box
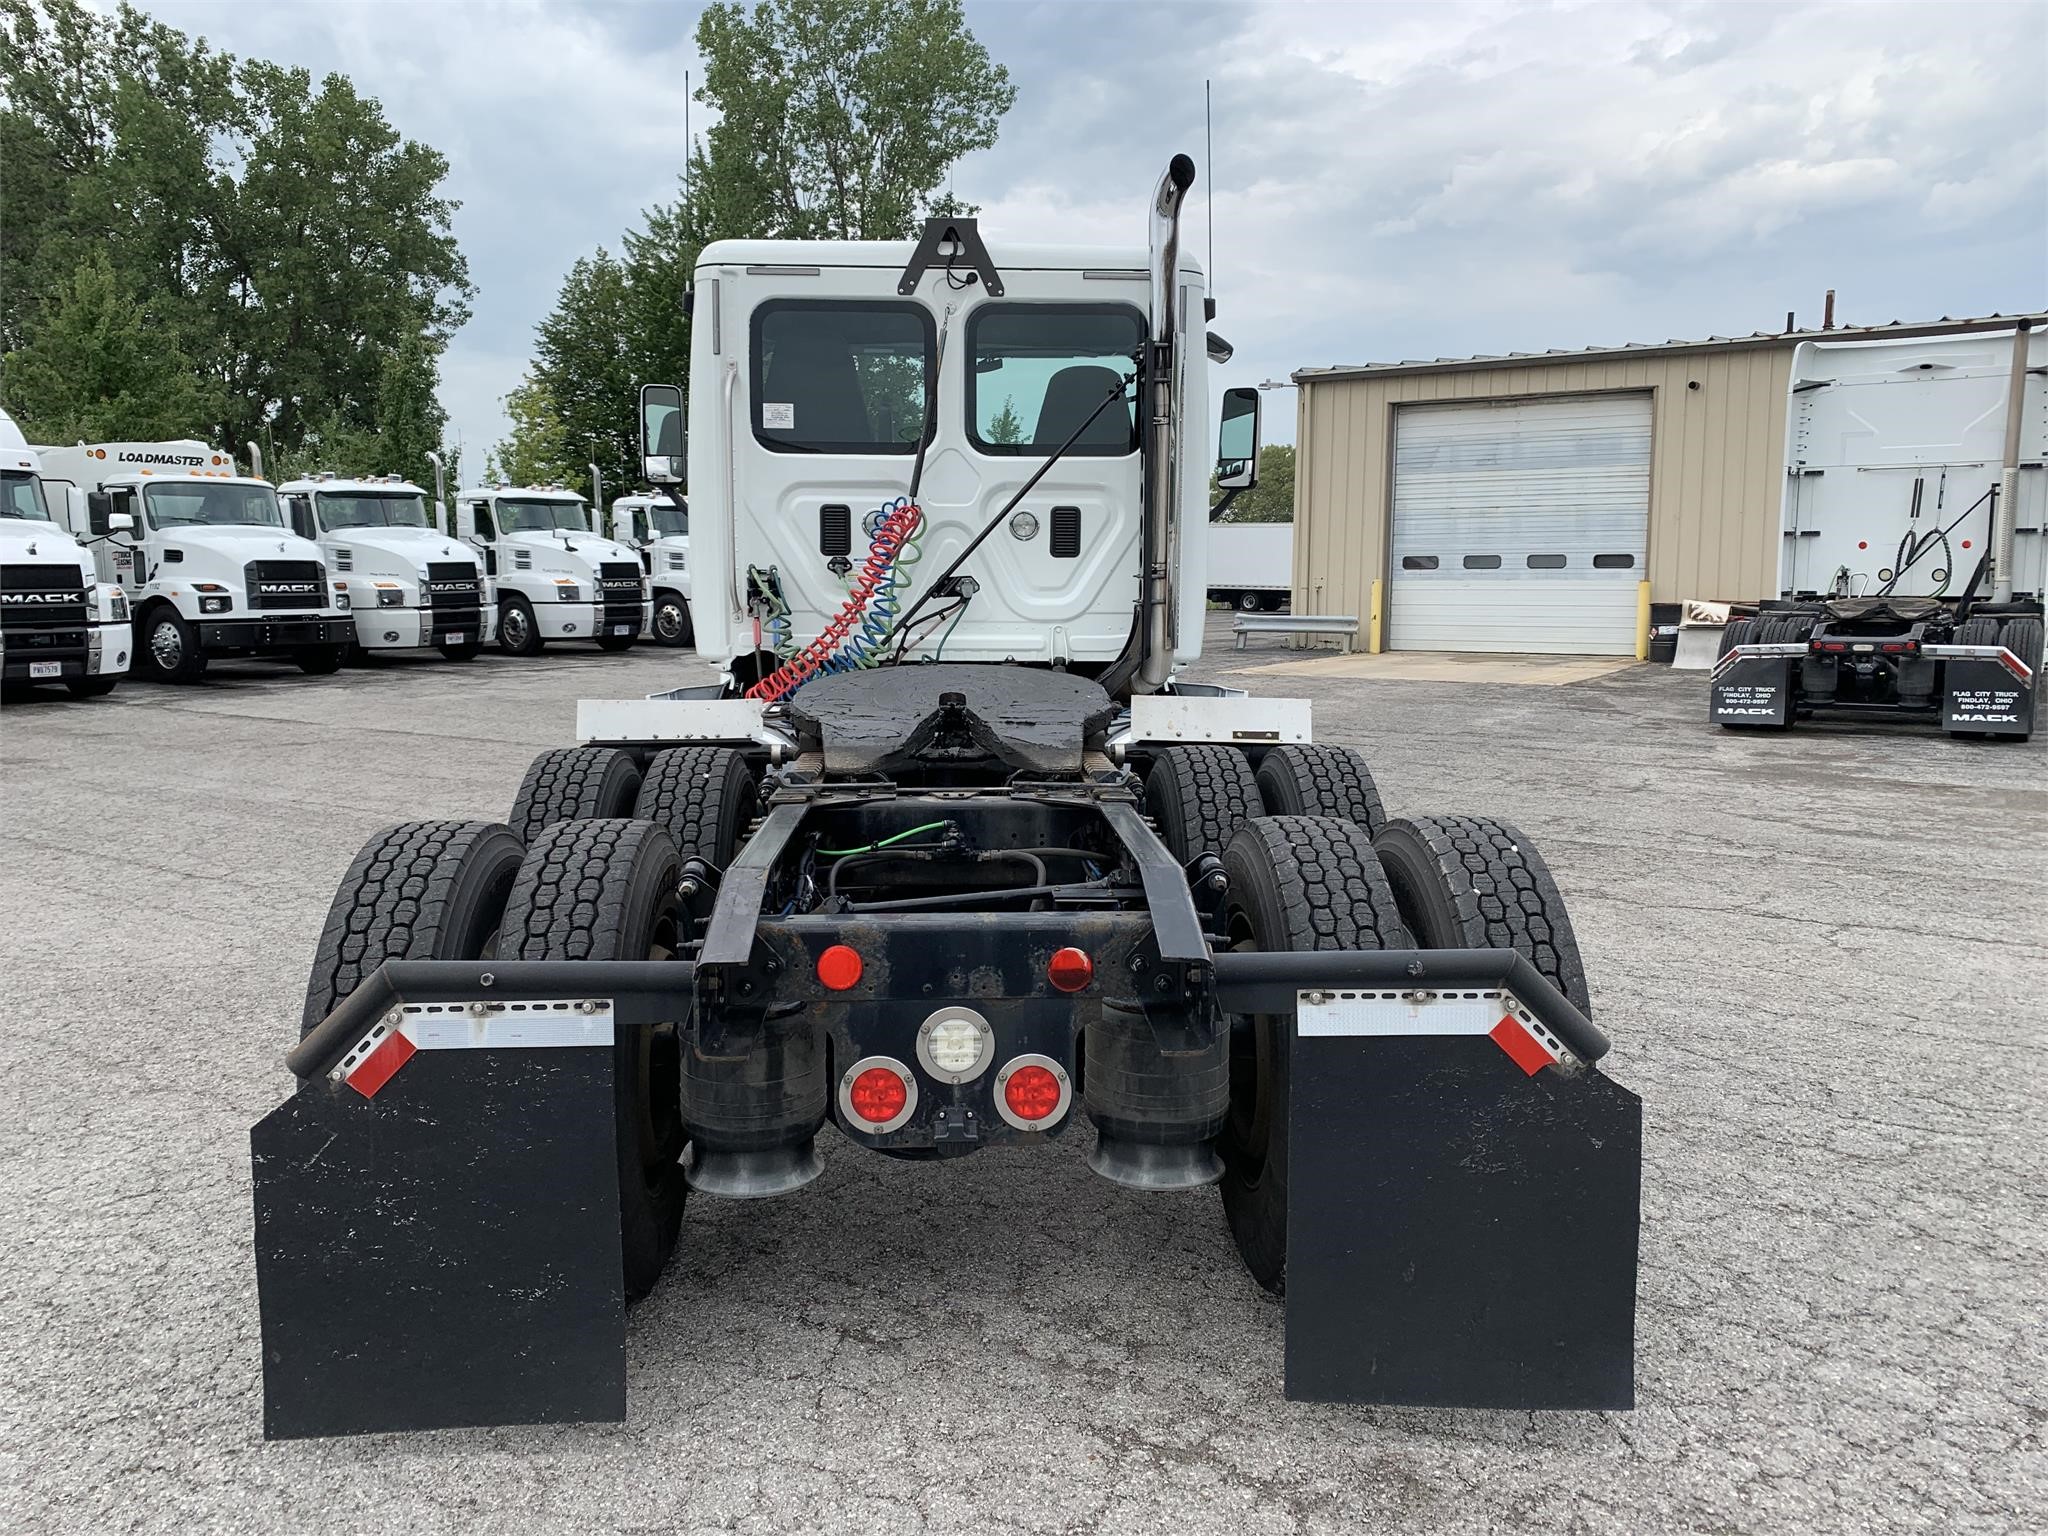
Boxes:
[696,238,1203,278]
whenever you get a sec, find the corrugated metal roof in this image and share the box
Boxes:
[1292,311,2048,385]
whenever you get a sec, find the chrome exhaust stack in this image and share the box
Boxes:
[1135,154,1196,695]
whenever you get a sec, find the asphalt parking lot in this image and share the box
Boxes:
[3,618,2043,1536]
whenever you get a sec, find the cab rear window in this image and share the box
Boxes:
[967,304,1141,456]
[750,301,935,454]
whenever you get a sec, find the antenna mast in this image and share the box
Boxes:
[1205,79,1214,301]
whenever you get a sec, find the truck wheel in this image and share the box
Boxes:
[1253,744,1385,834]
[497,818,687,1300]
[1999,615,2043,675]
[1953,617,2001,648]
[634,746,754,914]
[596,632,636,652]
[1235,591,1260,612]
[294,645,347,675]
[498,595,543,656]
[65,677,118,699]
[140,606,206,682]
[509,746,643,845]
[1718,616,1757,658]
[1217,815,1409,1294]
[300,820,525,1034]
[1144,744,1259,867]
[1373,815,1591,1017]
[652,593,694,647]
[436,639,482,662]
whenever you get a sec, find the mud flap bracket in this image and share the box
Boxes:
[1282,985,1641,1409]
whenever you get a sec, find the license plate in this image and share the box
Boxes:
[441,632,464,645]
[612,624,633,636]
[29,661,61,679]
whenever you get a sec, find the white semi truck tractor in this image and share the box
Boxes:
[36,440,353,682]
[607,491,693,646]
[278,473,493,661]
[452,482,647,656]
[0,410,131,698]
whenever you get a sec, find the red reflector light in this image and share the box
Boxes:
[1003,1064,1063,1122]
[848,1066,908,1124]
[1047,946,1093,992]
[817,944,863,991]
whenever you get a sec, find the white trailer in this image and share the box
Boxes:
[35,440,351,682]
[451,484,648,655]
[607,491,693,646]
[1,411,132,697]
[1206,522,1292,611]
[278,473,493,660]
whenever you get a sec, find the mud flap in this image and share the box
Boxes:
[1284,991,1641,1409]
[251,1006,624,1439]
[1940,655,2034,737]
[1709,651,1794,727]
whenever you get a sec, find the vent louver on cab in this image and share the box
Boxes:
[819,504,852,556]
[1050,506,1081,558]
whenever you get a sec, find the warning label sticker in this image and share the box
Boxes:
[762,402,795,430]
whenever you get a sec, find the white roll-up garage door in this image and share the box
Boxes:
[1389,394,1651,654]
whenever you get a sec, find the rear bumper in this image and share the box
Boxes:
[1711,643,2035,734]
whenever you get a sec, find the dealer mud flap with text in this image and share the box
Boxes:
[1709,650,1794,728]
[1283,987,1641,1409]
[1938,651,2035,737]
[251,996,626,1440]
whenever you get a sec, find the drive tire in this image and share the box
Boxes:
[633,746,754,915]
[300,820,525,1034]
[1953,617,2001,648]
[509,746,643,846]
[1373,814,1591,1017]
[498,594,543,656]
[65,677,118,699]
[1218,815,1410,1294]
[293,645,347,675]
[1998,615,2043,677]
[1144,744,1260,867]
[139,606,206,682]
[497,818,687,1301]
[652,592,694,648]
[1253,743,1386,834]
[1718,616,1758,659]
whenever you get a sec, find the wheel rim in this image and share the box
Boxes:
[1238,593,1259,611]
[150,619,183,669]
[654,600,684,640]
[503,607,529,646]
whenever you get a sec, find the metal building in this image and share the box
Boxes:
[1290,313,2047,656]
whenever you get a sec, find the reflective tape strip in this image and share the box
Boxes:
[1296,987,1571,1073]
[1922,644,2033,683]
[329,998,616,1093]
[1709,642,1808,681]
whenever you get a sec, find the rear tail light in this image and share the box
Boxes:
[817,944,863,991]
[994,1054,1072,1131]
[839,1055,916,1132]
[1047,947,1092,992]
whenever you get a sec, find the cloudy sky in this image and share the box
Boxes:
[143,0,2047,461]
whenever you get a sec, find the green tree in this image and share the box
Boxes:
[373,331,450,482]
[1211,444,1296,524]
[0,250,220,441]
[531,251,642,501]
[986,395,1024,445]
[690,0,1016,241]
[0,0,470,458]
[490,375,575,489]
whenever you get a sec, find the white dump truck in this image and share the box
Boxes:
[607,491,692,646]
[278,473,492,661]
[34,440,351,683]
[452,483,647,656]
[1,410,131,697]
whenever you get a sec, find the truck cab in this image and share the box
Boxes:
[0,411,132,698]
[453,484,647,656]
[607,491,692,647]
[278,474,492,661]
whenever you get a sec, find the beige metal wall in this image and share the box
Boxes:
[1292,347,1797,627]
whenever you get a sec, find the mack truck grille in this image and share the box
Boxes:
[246,560,326,610]
[599,561,643,619]
[424,561,483,613]
[0,564,89,629]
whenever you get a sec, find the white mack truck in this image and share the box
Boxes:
[451,482,647,656]
[277,472,492,661]
[607,490,693,646]
[36,440,352,682]
[254,158,1644,1439]
[0,410,131,698]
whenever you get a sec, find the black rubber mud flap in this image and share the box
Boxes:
[1284,1012,1641,1409]
[251,1023,625,1439]
[1940,655,2034,737]
[1709,652,1793,727]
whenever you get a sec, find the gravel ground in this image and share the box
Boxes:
[3,617,2043,1536]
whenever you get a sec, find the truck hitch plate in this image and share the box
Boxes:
[1285,988,1640,1409]
[251,1000,626,1439]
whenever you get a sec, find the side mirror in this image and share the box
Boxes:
[1216,386,1260,490]
[640,383,685,484]
[108,511,134,533]
[87,489,114,535]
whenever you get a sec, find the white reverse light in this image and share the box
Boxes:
[916,1005,994,1083]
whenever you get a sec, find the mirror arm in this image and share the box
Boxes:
[1209,486,1245,522]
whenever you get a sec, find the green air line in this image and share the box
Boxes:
[816,820,951,857]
